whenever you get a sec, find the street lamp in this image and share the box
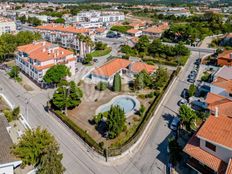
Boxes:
[63,85,70,115]
[25,96,33,123]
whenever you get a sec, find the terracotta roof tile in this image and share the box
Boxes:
[92,58,131,77]
[212,77,232,93]
[17,41,73,62]
[218,50,232,60]
[226,159,232,174]
[130,62,156,74]
[127,29,141,34]
[184,134,227,173]
[33,63,54,70]
[36,24,90,34]
[197,115,232,149]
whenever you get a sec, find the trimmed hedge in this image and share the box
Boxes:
[52,110,103,154]
[143,58,178,67]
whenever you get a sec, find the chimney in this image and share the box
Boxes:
[215,107,219,117]
[230,53,232,59]
[42,41,46,46]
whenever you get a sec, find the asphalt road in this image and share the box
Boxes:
[0,51,206,174]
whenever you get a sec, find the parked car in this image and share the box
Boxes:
[181,89,189,99]
[178,99,188,106]
[93,59,99,63]
[170,117,180,131]
[188,78,195,83]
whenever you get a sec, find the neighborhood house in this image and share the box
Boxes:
[89,58,156,85]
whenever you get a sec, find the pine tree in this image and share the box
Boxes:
[107,105,126,139]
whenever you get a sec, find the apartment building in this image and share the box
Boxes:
[35,24,91,57]
[74,11,125,24]
[15,41,76,86]
[184,112,232,174]
[0,17,16,35]
[72,11,125,28]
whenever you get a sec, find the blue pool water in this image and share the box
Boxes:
[99,97,136,114]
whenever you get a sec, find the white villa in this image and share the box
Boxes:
[89,58,156,85]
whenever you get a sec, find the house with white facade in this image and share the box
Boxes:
[89,58,156,85]
[15,41,76,87]
[0,115,22,174]
[184,112,232,174]
[0,16,16,35]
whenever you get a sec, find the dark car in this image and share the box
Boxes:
[181,88,189,99]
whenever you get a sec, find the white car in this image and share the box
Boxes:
[178,99,188,106]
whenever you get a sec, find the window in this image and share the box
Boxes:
[205,141,216,152]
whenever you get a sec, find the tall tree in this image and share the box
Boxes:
[52,81,82,110]
[188,84,196,97]
[113,73,121,92]
[36,143,65,174]
[12,128,58,167]
[107,105,126,139]
[154,67,168,89]
[43,64,71,84]
[135,35,150,54]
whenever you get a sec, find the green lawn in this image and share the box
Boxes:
[91,47,112,57]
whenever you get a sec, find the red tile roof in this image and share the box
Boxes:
[143,22,169,34]
[197,115,232,149]
[226,159,232,174]
[130,62,156,74]
[33,63,54,70]
[127,29,141,34]
[212,77,232,93]
[92,58,131,77]
[206,92,232,106]
[95,28,106,33]
[36,24,90,34]
[218,50,232,60]
[17,41,73,62]
[184,135,227,174]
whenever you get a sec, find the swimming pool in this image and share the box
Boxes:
[96,95,140,117]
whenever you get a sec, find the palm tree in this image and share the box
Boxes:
[179,104,197,131]
[76,33,85,57]
[83,35,94,55]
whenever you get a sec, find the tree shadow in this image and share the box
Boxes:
[95,120,108,137]
[162,113,175,128]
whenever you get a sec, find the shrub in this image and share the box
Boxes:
[53,110,103,153]
[95,82,108,91]
[138,105,146,117]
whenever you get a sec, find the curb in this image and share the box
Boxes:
[0,93,31,129]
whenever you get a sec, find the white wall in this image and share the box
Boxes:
[200,138,232,162]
